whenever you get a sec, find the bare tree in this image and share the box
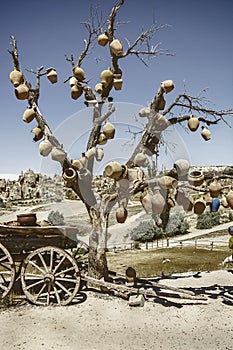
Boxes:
[8,1,233,280]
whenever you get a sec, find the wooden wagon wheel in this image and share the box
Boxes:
[20,246,81,306]
[0,243,15,299]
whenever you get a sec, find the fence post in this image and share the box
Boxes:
[180,241,183,248]
[146,241,148,250]
[167,238,169,247]
[210,241,214,250]
[195,240,197,249]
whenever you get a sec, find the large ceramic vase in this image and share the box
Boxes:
[188,115,199,132]
[151,189,166,215]
[210,198,220,212]
[116,207,128,224]
[209,181,222,198]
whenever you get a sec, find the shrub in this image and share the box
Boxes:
[165,208,189,237]
[47,210,65,226]
[130,220,163,243]
[196,211,221,229]
[229,211,233,222]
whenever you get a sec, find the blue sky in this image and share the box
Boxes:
[0,0,232,177]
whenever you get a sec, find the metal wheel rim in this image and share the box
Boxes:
[21,246,81,306]
[0,243,15,299]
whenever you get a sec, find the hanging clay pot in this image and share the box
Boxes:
[161,80,175,94]
[9,69,23,87]
[39,139,53,157]
[98,133,108,145]
[188,115,199,132]
[85,147,96,160]
[71,84,83,100]
[175,190,193,212]
[103,121,115,139]
[210,198,221,212]
[139,107,150,118]
[22,107,36,123]
[63,168,77,184]
[157,176,178,190]
[71,159,83,171]
[194,198,206,215]
[209,180,222,198]
[104,161,123,180]
[51,147,67,163]
[110,39,123,56]
[95,83,103,94]
[151,188,166,215]
[174,159,190,177]
[158,95,166,110]
[113,78,123,90]
[69,77,78,87]
[100,68,113,86]
[116,206,128,224]
[133,152,148,167]
[140,191,152,214]
[98,33,109,46]
[31,126,43,142]
[95,148,104,161]
[73,66,85,81]
[221,196,229,208]
[226,191,233,209]
[188,170,204,187]
[201,126,211,141]
[154,113,169,131]
[15,83,29,100]
[46,68,57,84]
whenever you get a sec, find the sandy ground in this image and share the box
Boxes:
[0,269,233,350]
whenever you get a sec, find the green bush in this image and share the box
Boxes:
[166,209,189,237]
[229,211,233,222]
[130,220,163,243]
[47,210,65,226]
[196,211,221,229]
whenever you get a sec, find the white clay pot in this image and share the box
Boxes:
[139,107,150,118]
[161,80,175,93]
[133,152,148,167]
[71,85,83,100]
[85,147,96,160]
[154,113,169,131]
[201,126,211,141]
[174,159,190,177]
[63,168,77,183]
[9,69,23,87]
[39,139,53,157]
[157,176,178,189]
[73,66,85,81]
[69,77,78,87]
[71,159,83,170]
[98,33,109,46]
[95,83,104,94]
[188,115,199,132]
[51,147,67,163]
[110,39,123,56]
[46,68,57,84]
[31,126,43,142]
[104,161,123,180]
[103,121,115,139]
[22,107,36,123]
[15,84,29,100]
[95,148,104,161]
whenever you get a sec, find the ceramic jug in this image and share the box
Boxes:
[85,147,96,160]
[175,190,193,212]
[161,80,175,93]
[46,68,57,84]
[95,148,104,161]
[174,159,190,177]
[157,175,178,189]
[226,191,233,209]
[116,206,128,224]
[63,168,77,183]
[133,152,148,167]
[15,83,29,100]
[209,180,222,198]
[39,139,53,157]
[69,77,78,87]
[113,78,123,90]
[98,33,109,46]
[9,69,23,87]
[95,83,103,94]
[98,133,108,145]
[51,147,67,163]
[100,69,113,86]
[73,66,86,81]
[151,188,166,215]
[31,126,43,142]
[22,107,36,123]
[104,161,123,180]
[140,191,152,214]
[154,113,169,131]
[201,126,211,141]
[71,159,83,171]
[188,170,204,187]
[139,107,150,118]
[194,198,206,215]
[188,115,199,132]
[71,85,83,100]
[110,39,123,56]
[103,121,115,139]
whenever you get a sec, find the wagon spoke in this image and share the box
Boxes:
[53,284,61,305]
[24,278,44,291]
[28,260,46,274]
[49,248,54,271]
[52,255,66,275]
[0,243,15,299]
[0,283,8,292]
[55,280,72,296]
[55,266,75,277]
[46,283,51,306]
[38,253,49,273]
[34,284,47,301]
[56,277,78,284]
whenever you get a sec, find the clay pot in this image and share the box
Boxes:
[209,181,222,198]
[85,147,96,160]
[175,190,193,212]
[133,152,148,167]
[100,69,113,86]
[157,176,178,189]
[46,68,57,84]
[110,39,123,56]
[151,189,166,215]
[154,113,169,131]
[116,207,128,224]
[73,66,85,81]
[39,139,53,157]
[188,115,199,132]
[113,78,123,90]
[188,170,204,187]
[140,192,152,214]
[10,69,23,87]
[194,199,206,215]
[161,80,175,93]
[174,159,190,177]
[69,77,78,87]
[226,191,233,209]
[203,193,213,206]
[201,126,211,141]
[22,107,36,123]
[63,168,77,183]
[127,167,144,184]
[31,126,43,142]
[104,161,123,180]
[210,198,221,212]
[221,196,229,208]
[71,159,83,170]
[98,133,108,145]
[15,83,29,100]
[95,83,104,94]
[125,267,136,286]
[103,121,115,139]
[98,33,109,46]
[51,147,67,163]
[71,84,83,100]
[139,107,150,118]
[17,213,37,226]
[95,148,104,161]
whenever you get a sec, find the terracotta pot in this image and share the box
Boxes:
[139,107,150,118]
[15,84,29,100]
[103,121,115,139]
[125,267,136,285]
[31,126,43,142]
[110,39,123,56]
[174,159,190,177]
[22,107,36,123]
[71,84,83,100]
[51,147,67,163]
[161,80,175,93]
[113,78,123,90]
[98,33,109,46]
[157,176,178,189]
[39,139,53,157]
[100,69,113,86]
[209,181,222,198]
[104,161,123,180]
[71,159,83,170]
[194,199,206,215]
[17,213,37,226]
[175,190,193,212]
[154,113,169,131]
[188,115,199,132]
[188,170,204,187]
[46,68,57,84]
[72,66,85,81]
[95,83,103,94]
[226,191,233,209]
[10,69,23,87]
[134,152,148,167]
[98,133,108,145]
[201,126,211,141]
[140,192,152,214]
[116,207,128,224]
[63,168,77,183]
[151,189,166,215]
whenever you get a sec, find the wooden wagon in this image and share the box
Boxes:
[0,223,89,306]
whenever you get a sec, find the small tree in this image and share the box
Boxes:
[8,0,233,280]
